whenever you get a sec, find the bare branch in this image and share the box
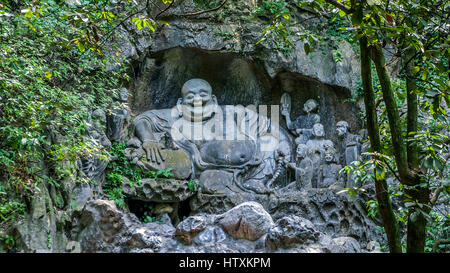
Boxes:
[430,186,443,206]
[382,158,402,183]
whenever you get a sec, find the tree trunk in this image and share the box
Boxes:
[371,44,429,253]
[404,47,419,169]
[405,185,431,253]
[371,45,411,183]
[360,37,402,253]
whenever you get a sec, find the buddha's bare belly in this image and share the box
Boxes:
[199,140,256,166]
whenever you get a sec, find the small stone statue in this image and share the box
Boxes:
[336,121,361,187]
[358,129,371,162]
[317,147,343,188]
[306,123,334,187]
[306,123,334,154]
[80,109,111,182]
[286,144,313,190]
[280,94,320,145]
[336,121,360,165]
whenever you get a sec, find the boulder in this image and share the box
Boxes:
[266,215,320,250]
[332,237,362,253]
[218,202,274,241]
[175,216,207,244]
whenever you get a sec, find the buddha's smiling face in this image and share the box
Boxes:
[182,80,212,107]
[179,79,217,121]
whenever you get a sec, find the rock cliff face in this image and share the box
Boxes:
[119,0,363,142]
[2,0,386,253]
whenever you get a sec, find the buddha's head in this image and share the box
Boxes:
[178,79,218,121]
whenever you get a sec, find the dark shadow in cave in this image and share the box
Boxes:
[126,197,193,226]
[126,198,154,221]
[178,198,192,222]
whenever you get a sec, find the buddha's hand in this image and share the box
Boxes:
[142,140,165,164]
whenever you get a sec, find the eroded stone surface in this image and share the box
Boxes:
[175,216,207,244]
[122,178,196,203]
[70,199,368,253]
[218,202,274,241]
[266,215,320,250]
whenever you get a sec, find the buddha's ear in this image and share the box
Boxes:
[176,98,183,117]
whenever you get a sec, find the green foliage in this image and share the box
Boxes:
[141,203,156,223]
[214,29,234,41]
[0,0,132,225]
[339,160,374,188]
[155,168,173,179]
[253,0,290,19]
[187,180,198,192]
[0,185,25,223]
[253,0,297,55]
[425,210,449,253]
[1,234,16,250]
[326,15,353,42]
[47,233,52,249]
[366,200,379,220]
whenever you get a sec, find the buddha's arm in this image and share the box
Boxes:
[134,118,165,163]
[135,119,157,143]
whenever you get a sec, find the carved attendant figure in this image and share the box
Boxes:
[280,94,321,145]
[80,109,111,181]
[318,148,343,188]
[286,144,313,190]
[336,120,361,187]
[306,123,334,187]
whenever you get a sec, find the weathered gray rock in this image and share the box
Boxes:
[71,182,95,208]
[269,188,380,245]
[67,198,373,253]
[332,237,362,253]
[122,178,196,203]
[106,108,128,142]
[12,182,68,253]
[126,227,164,250]
[175,216,207,244]
[266,215,320,250]
[193,226,227,246]
[72,199,175,253]
[66,241,81,253]
[218,202,274,241]
[190,170,273,215]
[366,241,383,253]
